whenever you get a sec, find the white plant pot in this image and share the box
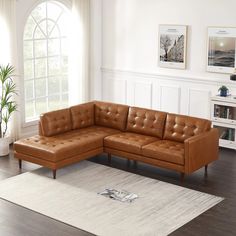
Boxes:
[0,137,10,156]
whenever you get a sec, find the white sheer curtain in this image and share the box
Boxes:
[69,0,90,105]
[0,0,19,141]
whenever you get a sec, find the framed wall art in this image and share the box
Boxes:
[207,27,236,74]
[159,25,188,69]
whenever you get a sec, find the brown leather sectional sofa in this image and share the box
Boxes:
[14,101,219,180]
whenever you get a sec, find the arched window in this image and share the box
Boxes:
[23,1,70,122]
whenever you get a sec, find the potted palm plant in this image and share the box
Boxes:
[0,64,17,156]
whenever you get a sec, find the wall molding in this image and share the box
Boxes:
[101,67,236,87]
[101,67,229,119]
[187,88,212,118]
[160,85,181,113]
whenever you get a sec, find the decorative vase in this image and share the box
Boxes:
[0,138,10,156]
[220,90,228,97]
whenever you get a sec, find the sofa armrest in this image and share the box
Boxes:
[38,121,43,136]
[184,128,219,174]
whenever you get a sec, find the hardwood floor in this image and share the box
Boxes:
[0,147,235,236]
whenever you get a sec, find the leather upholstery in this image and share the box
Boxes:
[70,102,94,129]
[184,128,219,174]
[14,126,119,162]
[127,107,167,138]
[104,147,184,172]
[95,101,129,131]
[142,140,184,165]
[14,101,218,177]
[163,113,211,142]
[40,108,72,137]
[104,132,158,155]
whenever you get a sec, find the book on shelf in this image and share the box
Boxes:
[220,130,228,140]
[226,108,230,119]
[228,129,234,141]
[219,129,235,141]
[214,105,220,117]
[217,106,232,119]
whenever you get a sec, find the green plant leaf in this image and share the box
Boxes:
[0,64,17,138]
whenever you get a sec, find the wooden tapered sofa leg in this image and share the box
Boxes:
[204,165,208,177]
[108,153,111,165]
[180,172,185,182]
[53,170,57,179]
[19,159,22,169]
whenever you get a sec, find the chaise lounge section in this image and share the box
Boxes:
[14,101,219,180]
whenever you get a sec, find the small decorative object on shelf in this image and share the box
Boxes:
[230,68,236,81]
[218,85,229,97]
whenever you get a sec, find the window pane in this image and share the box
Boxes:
[48,76,60,94]
[35,78,46,97]
[61,94,68,108]
[38,21,46,36]
[24,41,33,59]
[61,56,68,74]
[25,80,34,100]
[24,16,36,40]
[31,3,46,22]
[25,101,35,119]
[57,13,69,36]
[47,2,62,20]
[61,75,68,93]
[47,19,55,36]
[35,58,47,78]
[24,60,34,79]
[48,57,60,75]
[34,40,47,57]
[34,26,45,39]
[61,38,68,56]
[49,95,61,110]
[48,39,60,56]
[35,98,47,115]
[50,26,60,38]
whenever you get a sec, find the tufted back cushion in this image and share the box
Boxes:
[70,102,94,129]
[40,108,72,137]
[127,107,167,138]
[95,101,129,131]
[163,113,211,142]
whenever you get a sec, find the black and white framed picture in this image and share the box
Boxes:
[207,27,236,74]
[159,25,187,69]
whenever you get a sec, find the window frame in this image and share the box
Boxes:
[21,0,71,127]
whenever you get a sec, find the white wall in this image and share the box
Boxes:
[102,0,236,79]
[101,0,236,118]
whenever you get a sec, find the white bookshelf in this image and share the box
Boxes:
[211,95,236,150]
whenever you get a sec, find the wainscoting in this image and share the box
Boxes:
[102,68,236,119]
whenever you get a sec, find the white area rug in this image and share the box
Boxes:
[0,161,223,236]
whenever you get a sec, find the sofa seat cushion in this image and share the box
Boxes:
[14,126,120,162]
[142,140,184,165]
[104,132,158,155]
